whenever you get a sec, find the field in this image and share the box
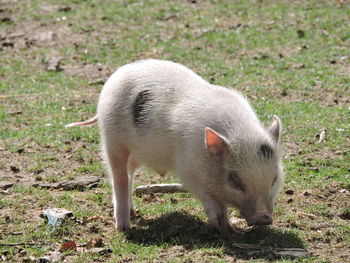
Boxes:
[0,0,349,262]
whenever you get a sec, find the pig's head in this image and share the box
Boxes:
[205,115,283,226]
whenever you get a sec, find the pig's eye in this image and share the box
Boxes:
[228,172,245,192]
[272,175,278,186]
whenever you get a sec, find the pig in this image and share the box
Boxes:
[66,59,284,233]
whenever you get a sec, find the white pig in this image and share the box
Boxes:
[66,59,284,233]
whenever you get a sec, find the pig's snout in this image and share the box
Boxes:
[246,213,273,226]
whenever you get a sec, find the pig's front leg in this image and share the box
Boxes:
[200,195,238,234]
[127,155,140,217]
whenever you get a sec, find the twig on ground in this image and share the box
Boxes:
[296,212,317,219]
[135,183,186,194]
[0,242,37,247]
[0,93,48,99]
[232,243,309,259]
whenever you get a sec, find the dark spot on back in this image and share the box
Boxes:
[259,144,273,158]
[133,90,153,126]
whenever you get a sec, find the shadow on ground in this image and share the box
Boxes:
[125,211,305,260]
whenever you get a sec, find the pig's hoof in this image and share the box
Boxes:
[116,224,131,231]
[116,219,131,231]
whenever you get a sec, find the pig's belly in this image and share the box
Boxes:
[127,136,176,174]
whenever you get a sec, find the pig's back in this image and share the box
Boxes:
[97,59,261,172]
[98,59,213,134]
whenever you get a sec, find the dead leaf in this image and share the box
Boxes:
[83,215,103,224]
[86,237,104,249]
[60,240,77,252]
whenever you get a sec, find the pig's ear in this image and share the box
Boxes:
[205,127,230,158]
[268,115,282,142]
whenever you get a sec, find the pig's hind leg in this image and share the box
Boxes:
[103,141,131,231]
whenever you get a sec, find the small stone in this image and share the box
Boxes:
[170,197,178,204]
[18,248,27,256]
[0,181,14,190]
[1,17,13,23]
[47,251,64,262]
[88,224,100,234]
[10,165,20,173]
[339,210,350,220]
[17,148,25,153]
[45,56,62,72]
[36,31,56,42]
[58,6,71,12]
[37,256,51,263]
[35,175,43,181]
[90,247,112,255]
[303,190,311,196]
[285,189,294,195]
[2,41,14,48]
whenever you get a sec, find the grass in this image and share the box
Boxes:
[0,0,349,262]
